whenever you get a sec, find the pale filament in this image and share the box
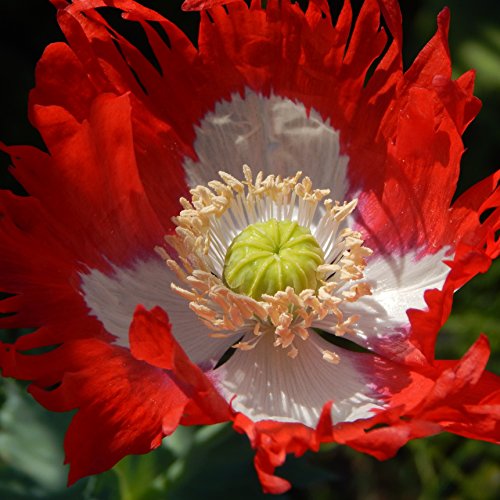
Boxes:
[156,166,372,363]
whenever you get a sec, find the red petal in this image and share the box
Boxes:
[182,0,235,11]
[233,406,332,494]
[410,337,500,444]
[408,234,496,361]
[30,43,98,122]
[0,191,109,344]
[405,8,451,85]
[129,306,232,425]
[54,0,202,144]
[7,93,172,267]
[2,1,499,493]
[24,339,187,484]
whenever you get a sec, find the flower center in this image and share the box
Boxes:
[157,166,372,362]
[223,219,324,300]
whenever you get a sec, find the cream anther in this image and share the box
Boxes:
[156,166,372,362]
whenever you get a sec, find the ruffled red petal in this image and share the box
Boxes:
[28,339,188,484]
[182,0,234,11]
[6,93,173,267]
[42,0,495,258]
[0,191,109,348]
[129,306,232,425]
[1,306,231,485]
[407,172,500,361]
[233,403,334,494]
[1,0,499,494]
[232,336,499,493]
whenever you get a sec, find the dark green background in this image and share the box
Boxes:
[1,1,499,498]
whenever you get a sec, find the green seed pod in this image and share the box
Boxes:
[223,219,324,300]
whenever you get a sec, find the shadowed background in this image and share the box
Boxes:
[0,1,499,498]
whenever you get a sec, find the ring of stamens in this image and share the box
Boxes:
[156,165,372,363]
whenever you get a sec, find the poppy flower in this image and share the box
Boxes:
[1,0,499,494]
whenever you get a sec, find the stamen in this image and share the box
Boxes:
[322,350,341,364]
[156,166,372,363]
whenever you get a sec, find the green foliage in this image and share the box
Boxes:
[0,381,85,499]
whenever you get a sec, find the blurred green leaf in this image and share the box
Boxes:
[0,379,92,499]
[0,380,67,492]
[459,34,500,91]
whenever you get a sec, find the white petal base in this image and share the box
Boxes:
[320,247,451,358]
[185,89,349,202]
[80,258,235,368]
[212,331,388,428]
